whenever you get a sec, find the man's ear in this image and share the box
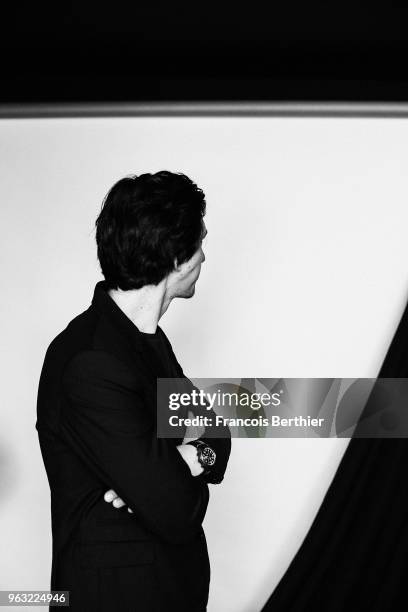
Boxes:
[173,257,181,271]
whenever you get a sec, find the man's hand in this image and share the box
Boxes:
[176,443,204,477]
[104,489,133,513]
[104,444,203,512]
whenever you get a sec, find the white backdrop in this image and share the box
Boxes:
[1,117,408,611]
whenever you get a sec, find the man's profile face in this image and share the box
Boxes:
[167,222,207,299]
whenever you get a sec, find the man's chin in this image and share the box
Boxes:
[177,285,196,299]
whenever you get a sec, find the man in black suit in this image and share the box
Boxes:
[36,171,231,611]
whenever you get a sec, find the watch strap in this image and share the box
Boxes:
[187,439,216,475]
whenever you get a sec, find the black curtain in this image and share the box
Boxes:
[262,296,408,611]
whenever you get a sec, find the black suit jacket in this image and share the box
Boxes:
[36,281,231,612]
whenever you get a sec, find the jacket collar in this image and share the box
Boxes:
[91,280,144,353]
[91,280,167,380]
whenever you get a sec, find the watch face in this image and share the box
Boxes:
[201,446,216,467]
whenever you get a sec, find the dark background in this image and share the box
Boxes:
[2,1,408,104]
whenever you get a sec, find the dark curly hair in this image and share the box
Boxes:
[95,171,206,290]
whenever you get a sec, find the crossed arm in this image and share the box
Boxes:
[105,442,203,513]
[61,349,230,541]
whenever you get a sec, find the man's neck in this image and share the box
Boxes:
[108,281,172,333]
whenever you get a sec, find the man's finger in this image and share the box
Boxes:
[112,497,126,508]
[127,507,133,513]
[104,489,118,502]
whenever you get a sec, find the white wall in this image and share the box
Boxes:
[1,117,408,611]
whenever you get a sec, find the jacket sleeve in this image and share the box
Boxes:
[159,333,232,484]
[177,368,232,484]
[60,349,209,544]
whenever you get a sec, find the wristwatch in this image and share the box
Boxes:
[187,439,216,475]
